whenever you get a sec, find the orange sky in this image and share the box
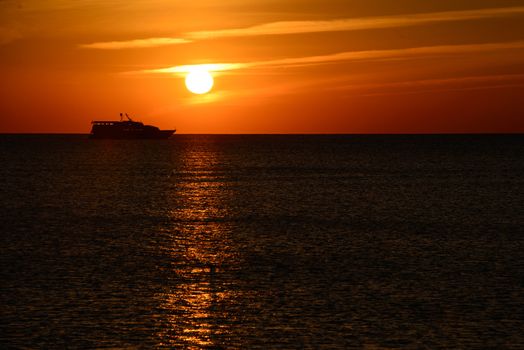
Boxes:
[1,0,523,133]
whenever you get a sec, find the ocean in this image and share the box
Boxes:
[1,134,523,348]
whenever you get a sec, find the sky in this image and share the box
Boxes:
[1,0,523,133]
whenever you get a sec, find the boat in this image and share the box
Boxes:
[90,113,175,139]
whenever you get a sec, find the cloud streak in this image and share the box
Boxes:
[334,73,524,95]
[80,37,191,49]
[187,6,524,39]
[358,82,524,98]
[138,41,524,75]
[81,6,524,49]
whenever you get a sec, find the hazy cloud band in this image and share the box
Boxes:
[81,6,524,49]
[138,41,524,74]
[80,37,191,49]
[187,6,524,39]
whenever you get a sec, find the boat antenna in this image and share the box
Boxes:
[125,113,132,122]
[119,112,123,121]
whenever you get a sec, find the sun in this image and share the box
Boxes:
[185,69,214,94]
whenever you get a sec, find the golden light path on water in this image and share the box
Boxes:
[156,140,238,348]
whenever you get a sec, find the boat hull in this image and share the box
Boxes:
[89,130,175,139]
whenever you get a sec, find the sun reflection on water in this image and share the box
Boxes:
[157,142,238,348]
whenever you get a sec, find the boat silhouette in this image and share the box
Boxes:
[90,113,175,139]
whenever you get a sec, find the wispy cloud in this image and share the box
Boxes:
[361,74,524,89]
[187,6,524,39]
[137,41,524,75]
[334,74,524,95]
[81,6,524,49]
[149,63,246,74]
[358,83,524,98]
[178,73,524,106]
[80,37,191,49]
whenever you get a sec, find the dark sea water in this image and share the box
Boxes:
[1,134,523,349]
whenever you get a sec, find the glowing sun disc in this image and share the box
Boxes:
[185,70,214,94]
